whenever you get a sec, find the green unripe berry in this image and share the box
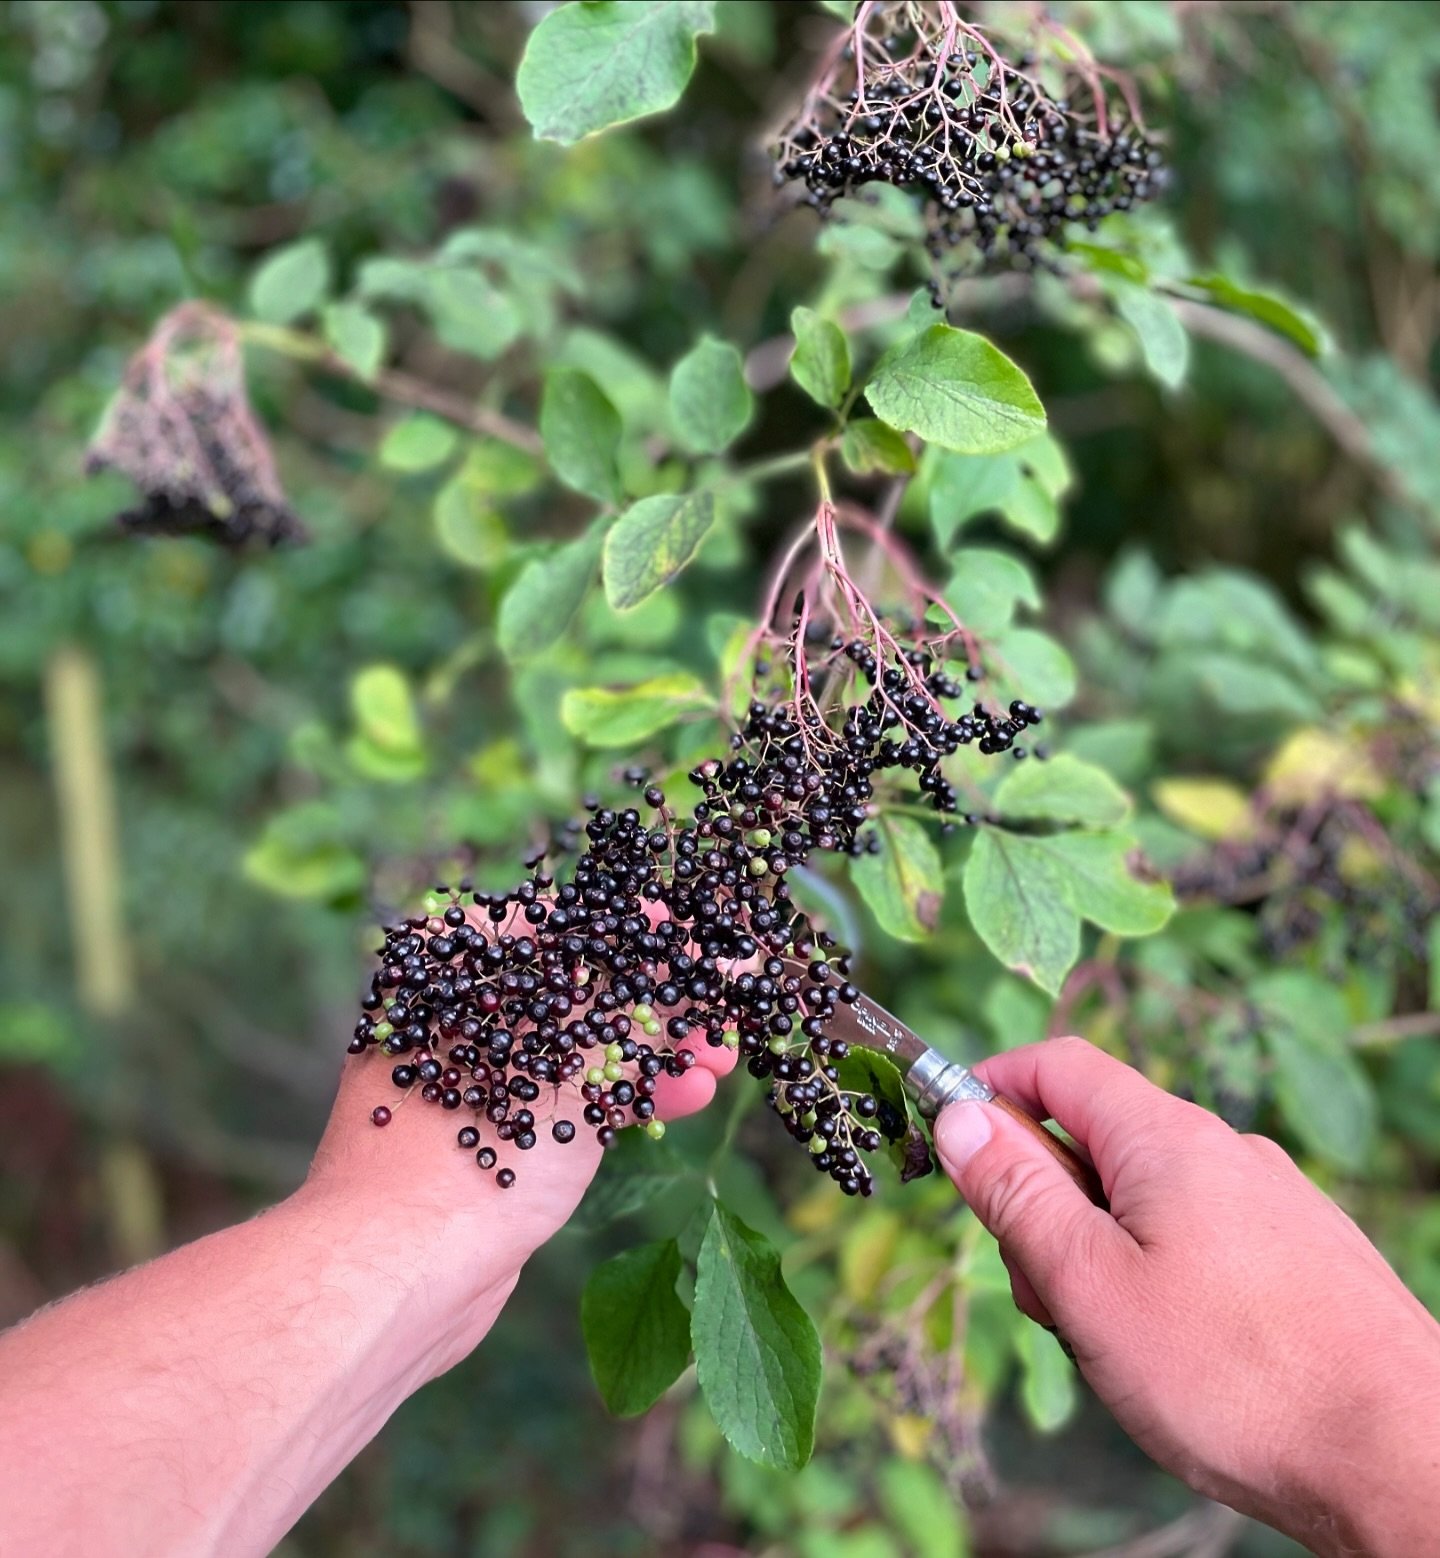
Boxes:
[645,1119,666,1140]
[722,1028,740,1049]
[809,1135,827,1156]
[644,1019,661,1036]
[748,857,769,877]
[632,1003,653,1022]
[372,1021,394,1042]
[768,1036,789,1055]
[423,892,447,916]
[604,1060,624,1082]
[586,1066,607,1086]
[801,1110,818,1129]
[749,828,772,848]
[605,1043,624,1063]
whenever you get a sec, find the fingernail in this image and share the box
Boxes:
[934,1102,993,1172]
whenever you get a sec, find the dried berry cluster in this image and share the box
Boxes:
[86,303,303,546]
[352,637,1039,1191]
[775,4,1162,277]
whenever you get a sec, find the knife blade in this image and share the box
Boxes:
[823,981,1107,1207]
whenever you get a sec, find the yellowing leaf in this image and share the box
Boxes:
[1263,728,1383,808]
[1152,778,1255,841]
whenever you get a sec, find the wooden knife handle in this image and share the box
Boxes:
[990,1093,1108,1208]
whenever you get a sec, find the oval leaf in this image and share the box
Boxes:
[789,307,851,409]
[850,814,943,942]
[561,673,711,747]
[517,1,716,145]
[541,368,622,504]
[670,337,753,454]
[582,1239,691,1418]
[865,325,1046,454]
[497,530,601,663]
[249,238,331,325]
[604,492,715,611]
[692,1202,821,1470]
[841,418,916,476]
[322,300,386,382]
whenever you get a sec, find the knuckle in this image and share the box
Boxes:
[980,1152,1057,1241]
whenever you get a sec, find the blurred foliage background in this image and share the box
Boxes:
[1,1,1438,1554]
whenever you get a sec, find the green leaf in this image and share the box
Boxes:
[322,301,386,382]
[865,325,1046,455]
[433,474,507,571]
[964,830,1080,996]
[248,237,330,325]
[541,368,622,503]
[561,673,712,746]
[944,549,1039,636]
[930,433,1071,549]
[1041,832,1174,936]
[816,0,857,18]
[242,802,364,901]
[990,628,1077,709]
[1110,280,1189,390]
[378,414,459,474]
[1188,274,1324,357]
[995,754,1131,828]
[572,1130,691,1228]
[692,1202,822,1470]
[834,1048,910,1143]
[604,491,715,611]
[423,268,523,361]
[1253,973,1377,1172]
[1013,1317,1078,1433]
[581,1239,692,1418]
[670,336,753,454]
[851,814,944,942]
[351,663,423,755]
[877,1461,968,1558]
[1197,655,1320,721]
[790,307,851,408]
[517,1,716,145]
[964,828,1172,993]
[841,419,916,475]
[497,531,601,662]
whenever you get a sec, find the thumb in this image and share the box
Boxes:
[934,1100,1122,1305]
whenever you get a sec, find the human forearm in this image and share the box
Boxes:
[0,1178,526,1558]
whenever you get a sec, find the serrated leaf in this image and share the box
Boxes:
[851,814,944,942]
[378,414,459,474]
[990,628,1077,709]
[1110,280,1189,390]
[1041,832,1174,936]
[322,301,386,381]
[581,1239,692,1418]
[561,673,712,746]
[790,307,851,408]
[248,238,330,325]
[1188,274,1324,357]
[670,336,752,454]
[604,491,715,610]
[834,1049,911,1144]
[692,1202,821,1470]
[964,830,1080,995]
[497,530,601,662]
[929,433,1071,549]
[996,754,1130,828]
[866,325,1046,455]
[841,419,916,475]
[944,549,1039,636]
[517,1,716,145]
[965,828,1172,993]
[541,368,622,503]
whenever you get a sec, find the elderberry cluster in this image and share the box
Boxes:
[776,17,1163,277]
[351,643,1037,1192]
